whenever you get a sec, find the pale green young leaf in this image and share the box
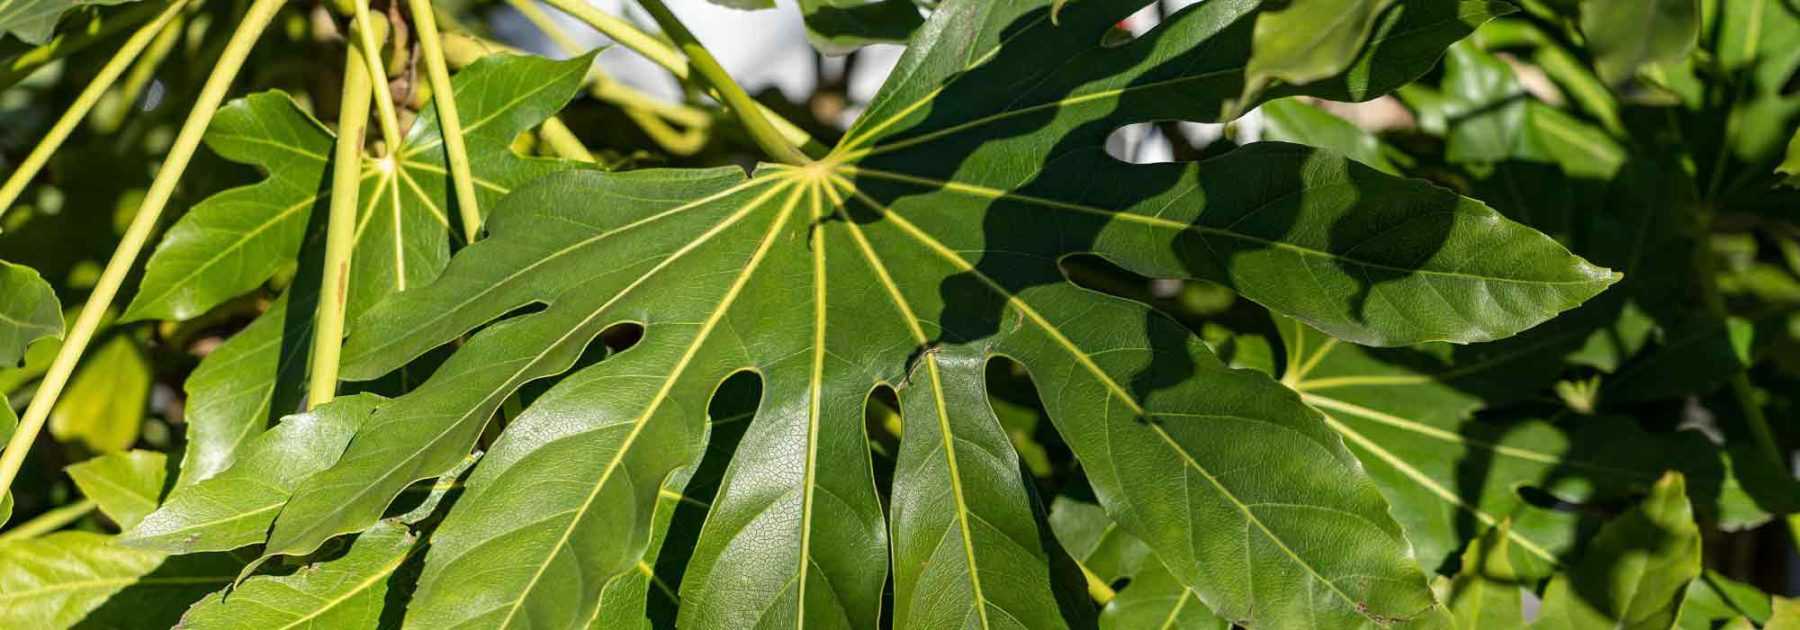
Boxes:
[122,394,383,553]
[1578,0,1699,87]
[1780,129,1800,188]
[178,520,414,629]
[0,531,239,629]
[66,449,167,530]
[1536,471,1702,630]
[173,290,315,485]
[1445,521,1523,629]
[48,335,149,453]
[0,0,135,44]
[0,259,61,367]
[260,1,1604,627]
[125,52,596,324]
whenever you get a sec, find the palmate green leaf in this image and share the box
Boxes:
[177,520,415,629]
[1444,521,1523,629]
[1279,315,1762,580]
[123,395,383,553]
[67,449,167,529]
[0,259,61,367]
[48,335,149,454]
[0,0,134,44]
[0,532,239,629]
[125,50,596,325]
[253,0,1611,627]
[1048,497,1228,630]
[136,51,594,485]
[1536,471,1702,630]
[1577,0,1699,87]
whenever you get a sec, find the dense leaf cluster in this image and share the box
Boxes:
[1,0,1798,628]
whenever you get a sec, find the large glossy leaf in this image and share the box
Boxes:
[1578,0,1699,87]
[123,395,383,553]
[0,259,61,367]
[66,449,167,529]
[138,52,594,486]
[0,532,239,628]
[249,0,1613,627]
[1536,471,1701,629]
[48,335,149,453]
[177,520,415,629]
[0,0,135,44]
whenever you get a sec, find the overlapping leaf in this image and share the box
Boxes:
[130,52,594,485]
[66,449,166,529]
[185,0,1618,627]
[1049,497,1226,630]
[1279,315,1762,580]
[1536,472,1701,629]
[177,520,415,629]
[1578,0,1699,87]
[124,394,382,553]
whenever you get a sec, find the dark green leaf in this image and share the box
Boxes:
[0,0,136,44]
[800,0,924,53]
[1047,497,1228,630]
[1244,0,1395,96]
[0,260,60,369]
[66,449,166,530]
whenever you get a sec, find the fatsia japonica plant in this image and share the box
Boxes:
[1,0,1798,627]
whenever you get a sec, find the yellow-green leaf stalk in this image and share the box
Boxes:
[0,0,289,504]
[634,0,809,165]
[407,0,487,240]
[307,29,380,409]
[536,0,823,156]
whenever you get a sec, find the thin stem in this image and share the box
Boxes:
[407,0,486,241]
[0,499,96,542]
[633,0,808,164]
[537,117,596,162]
[307,33,378,409]
[534,0,823,155]
[0,1,169,89]
[0,0,288,502]
[348,0,403,151]
[0,0,191,226]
